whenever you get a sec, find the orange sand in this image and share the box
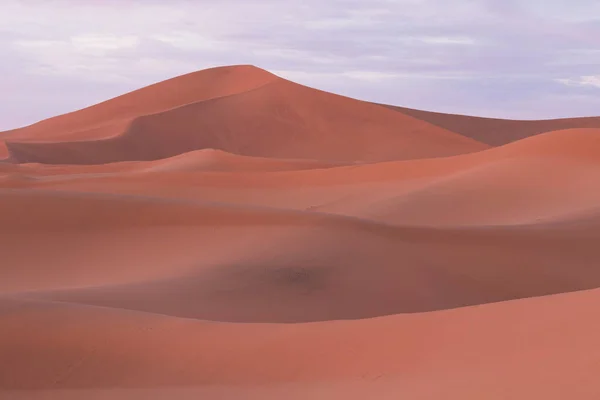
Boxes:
[2,65,600,399]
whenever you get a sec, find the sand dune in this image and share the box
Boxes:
[139,149,348,172]
[2,65,600,399]
[5,128,599,227]
[3,76,487,164]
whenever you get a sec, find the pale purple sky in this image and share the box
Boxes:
[1,0,599,130]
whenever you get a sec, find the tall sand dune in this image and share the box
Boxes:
[3,73,487,164]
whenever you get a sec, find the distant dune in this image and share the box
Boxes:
[382,103,600,145]
[2,65,600,399]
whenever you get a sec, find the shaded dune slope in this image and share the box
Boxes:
[382,103,600,145]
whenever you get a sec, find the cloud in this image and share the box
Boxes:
[418,36,477,45]
[556,76,600,88]
[1,0,600,130]
[71,34,140,54]
[152,32,227,51]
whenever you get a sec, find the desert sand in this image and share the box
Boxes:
[2,65,600,399]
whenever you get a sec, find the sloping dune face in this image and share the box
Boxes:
[2,289,600,399]
[2,65,600,399]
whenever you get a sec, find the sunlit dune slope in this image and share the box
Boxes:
[2,288,600,400]
[2,65,278,142]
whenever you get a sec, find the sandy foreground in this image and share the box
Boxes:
[2,65,600,399]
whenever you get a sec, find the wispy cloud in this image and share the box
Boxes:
[556,76,600,88]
